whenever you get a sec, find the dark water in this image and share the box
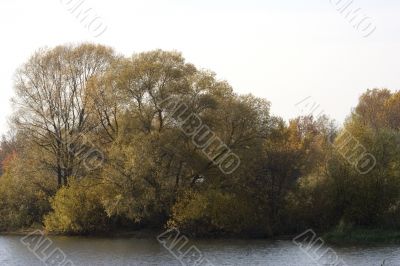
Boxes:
[1,235,400,265]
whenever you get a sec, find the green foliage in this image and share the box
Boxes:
[0,154,52,231]
[169,189,269,237]
[44,178,109,234]
[286,89,400,235]
[5,44,400,240]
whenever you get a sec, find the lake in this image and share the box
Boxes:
[1,235,400,265]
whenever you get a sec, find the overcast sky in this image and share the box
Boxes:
[0,0,399,135]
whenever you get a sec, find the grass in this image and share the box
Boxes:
[324,228,400,244]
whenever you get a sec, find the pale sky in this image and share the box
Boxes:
[1,0,399,135]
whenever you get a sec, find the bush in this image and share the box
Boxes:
[0,155,52,231]
[44,178,110,234]
[284,173,337,233]
[169,189,269,237]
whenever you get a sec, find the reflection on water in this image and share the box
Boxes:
[0,235,400,265]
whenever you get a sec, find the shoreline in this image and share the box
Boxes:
[0,229,162,238]
[323,229,400,245]
[2,228,400,244]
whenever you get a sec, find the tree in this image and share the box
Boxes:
[13,44,115,186]
[0,134,17,176]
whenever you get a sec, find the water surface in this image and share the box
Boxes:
[1,235,400,265]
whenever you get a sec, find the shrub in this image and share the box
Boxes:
[169,189,269,237]
[44,178,109,234]
[0,155,52,231]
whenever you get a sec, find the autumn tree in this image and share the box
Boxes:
[12,44,115,187]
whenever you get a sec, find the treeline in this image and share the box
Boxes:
[1,43,400,237]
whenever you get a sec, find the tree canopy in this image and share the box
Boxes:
[1,44,399,237]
